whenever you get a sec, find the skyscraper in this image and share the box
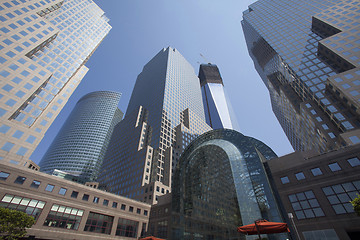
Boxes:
[39,91,123,182]
[242,0,360,153]
[199,63,239,130]
[99,47,211,204]
[0,0,111,164]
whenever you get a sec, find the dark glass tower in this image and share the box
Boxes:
[99,47,211,204]
[242,0,360,153]
[39,91,123,182]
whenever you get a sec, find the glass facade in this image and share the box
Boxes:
[39,91,123,182]
[199,63,240,131]
[172,129,286,240]
[0,0,111,161]
[242,0,360,153]
[99,47,211,204]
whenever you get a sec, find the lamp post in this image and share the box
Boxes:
[288,213,301,240]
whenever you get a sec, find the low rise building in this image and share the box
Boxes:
[266,144,360,240]
[0,161,150,240]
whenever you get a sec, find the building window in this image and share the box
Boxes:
[121,204,126,210]
[129,206,133,212]
[84,212,114,235]
[322,180,360,214]
[328,162,341,172]
[136,208,141,214]
[0,172,10,181]
[82,194,89,201]
[112,202,118,208]
[30,180,41,188]
[157,220,168,238]
[115,218,139,238]
[280,176,290,184]
[45,184,54,192]
[14,176,26,185]
[0,194,45,220]
[71,191,78,198]
[295,172,306,180]
[103,199,109,206]
[43,204,83,230]
[144,210,148,216]
[347,157,360,167]
[311,168,323,176]
[93,197,99,204]
[288,190,324,220]
[58,188,67,196]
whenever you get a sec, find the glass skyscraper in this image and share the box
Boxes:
[99,47,211,204]
[0,0,111,165]
[199,63,240,131]
[242,0,360,153]
[39,91,123,182]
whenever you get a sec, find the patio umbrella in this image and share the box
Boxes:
[139,236,165,240]
[237,219,289,239]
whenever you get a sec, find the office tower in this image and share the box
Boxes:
[199,63,239,130]
[99,47,212,204]
[242,0,360,153]
[0,0,111,165]
[169,129,287,240]
[39,91,123,182]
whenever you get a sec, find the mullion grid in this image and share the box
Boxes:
[288,190,324,219]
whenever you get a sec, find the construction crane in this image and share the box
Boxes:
[200,53,211,65]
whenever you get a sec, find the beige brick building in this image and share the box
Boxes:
[0,161,151,239]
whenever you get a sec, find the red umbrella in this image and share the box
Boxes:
[139,237,165,240]
[237,219,289,239]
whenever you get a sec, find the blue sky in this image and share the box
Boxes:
[31,0,294,164]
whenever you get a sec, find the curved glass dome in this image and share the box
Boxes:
[172,129,286,240]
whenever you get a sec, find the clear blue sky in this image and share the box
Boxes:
[31,0,294,164]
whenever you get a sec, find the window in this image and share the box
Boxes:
[280,176,290,184]
[347,157,360,167]
[45,184,54,192]
[129,206,134,212]
[103,199,109,206]
[311,168,323,176]
[121,204,126,210]
[30,180,41,188]
[84,212,114,235]
[144,210,148,216]
[288,190,324,220]
[328,163,341,172]
[137,208,141,214]
[112,202,118,208]
[44,204,83,230]
[71,191,78,198]
[322,180,360,214]
[0,172,10,181]
[58,188,67,195]
[295,172,306,180]
[115,218,139,238]
[93,197,99,204]
[1,194,45,220]
[14,176,26,184]
[82,194,89,201]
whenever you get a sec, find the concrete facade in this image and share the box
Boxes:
[0,162,150,240]
[266,144,360,240]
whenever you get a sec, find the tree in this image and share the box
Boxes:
[351,195,360,216]
[0,207,35,240]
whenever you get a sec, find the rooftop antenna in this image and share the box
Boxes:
[200,53,211,64]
